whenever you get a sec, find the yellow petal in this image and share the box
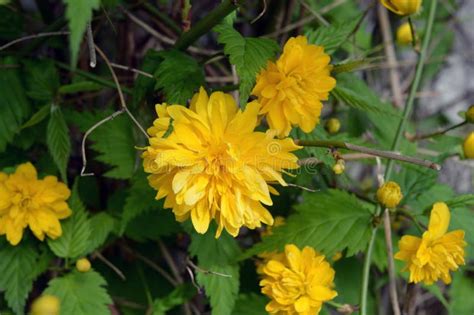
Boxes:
[428,202,450,239]
[16,162,37,180]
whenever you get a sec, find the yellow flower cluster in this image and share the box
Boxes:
[142,88,300,237]
[395,202,466,284]
[252,36,336,137]
[260,244,337,314]
[0,163,71,245]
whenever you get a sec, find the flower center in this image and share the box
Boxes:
[205,142,238,175]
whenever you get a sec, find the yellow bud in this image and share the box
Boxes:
[325,118,341,134]
[332,252,343,262]
[76,258,91,272]
[377,181,403,208]
[396,22,414,45]
[380,0,422,16]
[31,295,60,315]
[333,160,345,175]
[463,132,474,159]
[466,105,474,123]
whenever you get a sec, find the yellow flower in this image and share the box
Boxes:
[76,258,91,272]
[31,294,60,315]
[252,36,336,137]
[380,0,422,16]
[463,132,474,159]
[466,105,474,123]
[395,202,466,284]
[377,181,403,208]
[260,244,337,314]
[325,118,341,134]
[142,88,301,237]
[332,160,345,175]
[396,22,414,45]
[0,163,71,246]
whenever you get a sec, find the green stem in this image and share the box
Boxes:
[407,17,418,51]
[174,0,240,51]
[360,2,438,315]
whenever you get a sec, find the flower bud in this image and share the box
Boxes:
[380,0,422,16]
[396,22,414,45]
[325,118,341,134]
[76,258,91,272]
[463,132,474,159]
[333,160,345,175]
[377,181,403,208]
[31,295,60,315]
[466,105,474,123]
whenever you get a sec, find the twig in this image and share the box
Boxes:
[158,240,184,283]
[403,284,418,315]
[86,22,97,68]
[110,62,154,78]
[231,65,239,102]
[377,3,403,108]
[186,258,232,278]
[298,0,329,26]
[295,140,441,171]
[407,18,419,52]
[406,121,467,141]
[93,251,126,280]
[0,31,69,51]
[186,266,202,293]
[286,183,318,192]
[251,0,267,24]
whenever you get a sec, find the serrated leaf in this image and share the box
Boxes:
[449,271,474,315]
[0,57,31,152]
[450,208,474,260]
[243,189,374,259]
[59,81,103,94]
[152,284,196,315]
[21,104,50,129]
[306,19,359,54]
[197,264,239,315]
[84,212,117,255]
[45,270,112,315]
[0,244,39,315]
[120,171,157,234]
[48,184,91,259]
[232,293,267,315]
[47,104,71,182]
[392,164,438,207]
[214,23,279,105]
[23,59,60,101]
[444,194,474,209]
[63,0,100,66]
[66,110,136,179]
[155,49,204,104]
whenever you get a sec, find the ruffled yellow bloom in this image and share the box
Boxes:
[31,294,60,315]
[381,0,421,16]
[395,202,466,284]
[396,22,414,45]
[252,36,336,137]
[0,163,71,246]
[463,132,474,159]
[377,181,403,208]
[260,244,337,314]
[142,88,301,237]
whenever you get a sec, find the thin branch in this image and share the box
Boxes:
[93,251,126,280]
[298,0,330,26]
[406,121,467,141]
[0,31,69,51]
[286,183,319,192]
[377,3,403,108]
[186,258,232,278]
[383,208,401,315]
[87,22,97,68]
[158,240,184,283]
[251,0,267,24]
[110,62,154,78]
[295,140,441,171]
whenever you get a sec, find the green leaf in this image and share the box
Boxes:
[444,194,474,209]
[232,293,267,315]
[152,284,196,315]
[243,189,374,259]
[84,212,117,255]
[132,50,161,107]
[120,171,158,234]
[0,57,31,152]
[47,104,71,182]
[449,270,474,315]
[23,59,60,101]
[214,23,279,105]
[45,270,112,315]
[305,19,359,54]
[197,264,239,315]
[155,49,204,104]
[48,184,91,259]
[0,244,39,315]
[59,81,103,94]
[450,208,474,260]
[21,104,50,129]
[63,0,100,66]
[392,164,438,207]
[66,110,137,179]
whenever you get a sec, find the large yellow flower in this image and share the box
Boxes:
[0,163,71,245]
[252,36,336,137]
[142,88,301,237]
[260,244,337,314]
[394,202,466,284]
